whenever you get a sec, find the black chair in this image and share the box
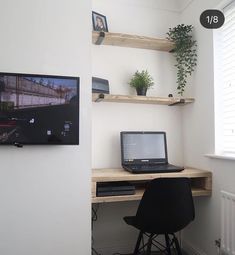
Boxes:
[124,178,195,255]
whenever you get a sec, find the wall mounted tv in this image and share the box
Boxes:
[0,72,79,145]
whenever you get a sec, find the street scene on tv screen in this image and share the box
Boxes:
[0,73,79,145]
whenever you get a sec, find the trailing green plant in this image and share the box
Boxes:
[167,24,197,96]
[129,70,154,89]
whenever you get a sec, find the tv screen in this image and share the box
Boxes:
[0,72,79,145]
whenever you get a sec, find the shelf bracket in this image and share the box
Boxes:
[95,32,105,45]
[168,98,185,106]
[95,93,105,102]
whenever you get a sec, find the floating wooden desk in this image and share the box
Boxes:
[92,168,212,203]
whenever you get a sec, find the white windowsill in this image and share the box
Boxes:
[205,154,235,161]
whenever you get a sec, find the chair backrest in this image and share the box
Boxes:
[135,178,195,234]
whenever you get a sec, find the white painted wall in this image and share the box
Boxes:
[180,1,235,254]
[92,0,182,254]
[0,1,91,255]
[177,0,193,12]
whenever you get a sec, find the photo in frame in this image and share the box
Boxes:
[92,11,108,32]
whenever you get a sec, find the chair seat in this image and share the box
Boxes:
[124,216,136,226]
[124,216,158,233]
[124,216,171,234]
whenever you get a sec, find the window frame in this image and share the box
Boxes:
[214,0,235,157]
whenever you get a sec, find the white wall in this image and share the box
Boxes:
[181,0,235,254]
[92,0,182,253]
[0,1,91,255]
[92,0,182,169]
[177,0,193,12]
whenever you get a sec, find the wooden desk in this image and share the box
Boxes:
[92,168,212,203]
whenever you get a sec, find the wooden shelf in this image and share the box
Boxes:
[92,188,145,203]
[191,188,212,197]
[92,168,212,203]
[92,187,211,203]
[92,93,195,106]
[92,168,212,182]
[92,31,175,52]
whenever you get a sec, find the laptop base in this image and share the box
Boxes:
[123,164,184,174]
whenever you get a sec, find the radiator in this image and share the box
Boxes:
[221,190,235,255]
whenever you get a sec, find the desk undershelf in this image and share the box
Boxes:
[92,93,195,106]
[92,188,211,203]
[92,189,145,203]
[92,168,212,203]
[92,31,175,52]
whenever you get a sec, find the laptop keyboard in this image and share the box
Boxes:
[128,164,183,172]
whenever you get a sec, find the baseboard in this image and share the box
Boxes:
[182,240,208,255]
[95,240,198,255]
[93,243,132,255]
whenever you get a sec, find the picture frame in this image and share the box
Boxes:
[92,11,108,32]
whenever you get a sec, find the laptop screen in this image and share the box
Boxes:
[121,132,168,164]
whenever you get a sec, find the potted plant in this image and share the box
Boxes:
[167,24,197,96]
[129,70,154,96]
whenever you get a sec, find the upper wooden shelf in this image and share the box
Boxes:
[92,93,195,106]
[92,31,175,52]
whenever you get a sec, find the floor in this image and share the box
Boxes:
[123,250,188,255]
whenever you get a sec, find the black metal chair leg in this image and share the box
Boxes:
[133,231,143,255]
[165,234,172,255]
[146,234,153,255]
[173,234,182,255]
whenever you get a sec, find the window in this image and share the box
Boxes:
[215,1,235,155]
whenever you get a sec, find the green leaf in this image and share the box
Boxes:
[167,24,197,96]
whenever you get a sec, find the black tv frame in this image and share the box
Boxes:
[0,72,79,146]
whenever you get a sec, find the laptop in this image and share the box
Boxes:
[120,131,184,174]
